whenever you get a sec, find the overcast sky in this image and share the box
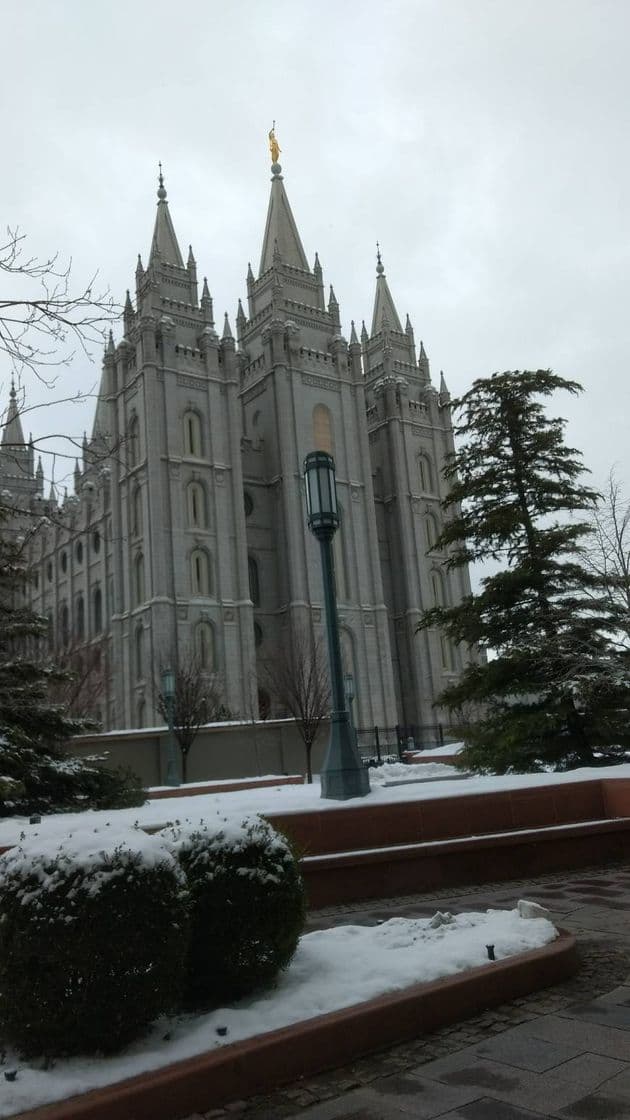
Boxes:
[2,0,629,498]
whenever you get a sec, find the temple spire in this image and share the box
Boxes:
[258,146,309,275]
[149,164,185,268]
[2,379,26,448]
[370,243,403,335]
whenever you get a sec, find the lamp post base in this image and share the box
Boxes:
[320,711,370,800]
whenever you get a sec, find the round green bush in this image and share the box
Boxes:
[0,826,189,1057]
[162,814,306,1006]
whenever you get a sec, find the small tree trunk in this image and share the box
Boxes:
[181,749,188,785]
[305,742,313,784]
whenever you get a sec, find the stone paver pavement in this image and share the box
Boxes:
[187,862,630,1120]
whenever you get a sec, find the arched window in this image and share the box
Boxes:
[76,594,85,639]
[132,485,143,537]
[187,481,207,529]
[137,699,146,729]
[93,587,103,634]
[135,624,144,678]
[60,603,70,646]
[191,549,210,596]
[248,555,260,606]
[183,411,202,457]
[418,454,434,493]
[258,688,271,719]
[195,621,215,670]
[425,513,440,552]
[46,610,54,650]
[340,626,355,683]
[128,415,140,468]
[313,403,334,454]
[134,553,145,605]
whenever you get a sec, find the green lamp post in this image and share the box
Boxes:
[303,451,370,800]
[161,667,181,787]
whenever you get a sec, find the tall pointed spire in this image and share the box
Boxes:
[149,164,184,268]
[370,244,403,335]
[258,143,309,275]
[2,379,26,447]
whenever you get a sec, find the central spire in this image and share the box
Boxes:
[258,132,309,276]
[149,164,184,268]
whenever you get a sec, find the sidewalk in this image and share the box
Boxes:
[198,861,630,1120]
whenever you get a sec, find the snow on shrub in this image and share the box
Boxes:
[0,825,189,1058]
[161,813,306,1006]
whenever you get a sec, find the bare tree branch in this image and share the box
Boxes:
[0,227,118,383]
[154,651,232,783]
[263,629,331,783]
[583,468,630,649]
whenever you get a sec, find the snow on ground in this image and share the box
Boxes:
[369,761,462,783]
[0,906,557,1118]
[2,762,630,855]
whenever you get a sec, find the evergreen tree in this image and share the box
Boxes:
[0,513,144,816]
[419,370,630,773]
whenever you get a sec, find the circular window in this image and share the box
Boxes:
[244,491,254,517]
[75,540,83,564]
[92,529,101,554]
[254,621,263,647]
[61,550,68,573]
[46,561,53,583]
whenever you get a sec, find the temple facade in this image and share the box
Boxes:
[0,154,474,733]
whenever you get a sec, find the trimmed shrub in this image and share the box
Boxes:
[0,826,189,1057]
[162,814,306,1006]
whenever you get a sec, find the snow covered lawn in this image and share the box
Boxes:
[0,906,557,1119]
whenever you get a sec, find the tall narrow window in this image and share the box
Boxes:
[183,411,202,457]
[76,594,85,639]
[333,503,348,602]
[93,587,103,634]
[431,570,446,607]
[132,486,142,536]
[137,700,146,729]
[441,634,454,672]
[134,553,145,605]
[195,621,215,670]
[248,555,260,606]
[191,549,210,596]
[128,415,140,468]
[418,454,434,493]
[60,603,70,646]
[313,404,334,454]
[187,481,207,528]
[425,513,439,552]
[135,624,144,678]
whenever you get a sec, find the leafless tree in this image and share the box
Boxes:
[0,226,116,384]
[155,653,232,783]
[584,469,630,649]
[50,639,107,723]
[263,629,331,783]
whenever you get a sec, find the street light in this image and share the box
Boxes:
[304,451,370,800]
[161,667,181,787]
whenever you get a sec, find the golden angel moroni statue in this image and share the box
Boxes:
[268,123,281,163]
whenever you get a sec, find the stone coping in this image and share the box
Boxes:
[13,931,577,1120]
[147,775,303,800]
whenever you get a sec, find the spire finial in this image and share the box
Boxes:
[9,376,15,399]
[157,161,167,201]
[268,122,282,176]
[376,242,384,276]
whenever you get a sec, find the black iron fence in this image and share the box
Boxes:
[355,723,456,765]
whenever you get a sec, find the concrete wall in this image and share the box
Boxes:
[69,718,330,787]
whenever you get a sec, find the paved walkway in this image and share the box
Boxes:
[193,861,630,1120]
